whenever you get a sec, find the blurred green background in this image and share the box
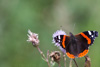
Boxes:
[0,0,100,67]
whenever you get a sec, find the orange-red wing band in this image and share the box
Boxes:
[62,35,66,48]
[66,52,75,59]
[78,49,89,57]
[80,33,91,44]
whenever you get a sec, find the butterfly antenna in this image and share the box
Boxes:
[72,23,76,33]
[60,25,62,30]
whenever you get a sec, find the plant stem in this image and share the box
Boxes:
[58,62,61,67]
[69,59,72,67]
[36,46,50,67]
[36,46,47,60]
[73,59,78,67]
[63,53,66,67]
[84,55,91,67]
[47,50,50,67]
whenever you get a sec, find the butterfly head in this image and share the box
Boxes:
[69,32,75,38]
[69,32,77,42]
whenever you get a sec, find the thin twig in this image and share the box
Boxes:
[36,46,50,67]
[63,53,66,67]
[57,62,61,67]
[47,50,50,67]
[69,59,73,67]
[36,46,47,61]
[73,59,78,67]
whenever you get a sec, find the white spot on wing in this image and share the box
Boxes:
[88,31,92,35]
[58,40,61,42]
[91,35,94,37]
[58,35,61,39]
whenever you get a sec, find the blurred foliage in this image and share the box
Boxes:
[0,0,100,67]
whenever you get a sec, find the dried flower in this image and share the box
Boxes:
[84,56,91,67]
[49,51,61,64]
[27,30,39,46]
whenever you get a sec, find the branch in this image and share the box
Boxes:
[73,59,78,67]
[36,46,46,61]
[47,50,50,67]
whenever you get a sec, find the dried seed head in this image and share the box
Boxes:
[49,51,61,63]
[27,30,39,47]
[84,56,91,67]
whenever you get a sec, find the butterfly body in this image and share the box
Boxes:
[53,30,98,59]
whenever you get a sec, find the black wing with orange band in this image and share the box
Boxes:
[75,31,98,58]
[53,35,70,49]
[61,35,70,49]
[80,31,98,45]
[65,32,90,59]
[61,35,76,59]
[66,31,98,58]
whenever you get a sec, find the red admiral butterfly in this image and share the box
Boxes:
[53,30,98,59]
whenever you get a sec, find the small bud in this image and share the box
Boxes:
[49,51,61,64]
[84,56,91,67]
[27,30,39,47]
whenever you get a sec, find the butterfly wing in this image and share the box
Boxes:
[53,34,74,58]
[75,31,98,58]
[52,30,70,53]
[79,31,98,45]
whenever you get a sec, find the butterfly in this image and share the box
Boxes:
[53,30,98,59]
